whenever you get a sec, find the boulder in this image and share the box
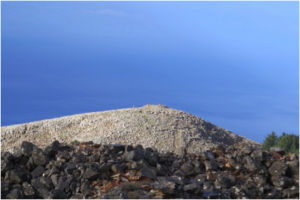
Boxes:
[20,141,37,157]
[269,160,288,176]
[83,168,100,181]
[32,148,49,166]
[6,188,25,199]
[153,177,176,195]
[49,189,68,199]
[31,165,46,178]
[44,140,60,156]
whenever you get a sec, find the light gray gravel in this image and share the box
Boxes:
[1,104,260,154]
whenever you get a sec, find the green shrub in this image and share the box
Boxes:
[70,140,80,145]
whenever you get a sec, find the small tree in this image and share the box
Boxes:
[276,133,299,155]
[262,131,278,151]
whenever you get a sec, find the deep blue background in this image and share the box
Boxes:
[1,1,299,143]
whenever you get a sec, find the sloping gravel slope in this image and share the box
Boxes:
[1,104,260,154]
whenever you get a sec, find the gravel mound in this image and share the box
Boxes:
[1,104,259,154]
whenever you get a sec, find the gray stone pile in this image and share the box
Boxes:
[1,140,299,199]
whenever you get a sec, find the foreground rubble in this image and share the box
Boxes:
[1,140,299,199]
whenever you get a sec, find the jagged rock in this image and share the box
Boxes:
[99,162,113,173]
[169,174,189,185]
[111,163,122,173]
[138,167,156,180]
[46,160,63,170]
[124,150,144,162]
[56,176,71,192]
[153,176,176,194]
[20,141,37,157]
[230,186,249,199]
[1,181,11,198]
[109,144,125,153]
[228,157,238,168]
[250,149,263,162]
[49,189,68,199]
[183,181,203,195]
[271,175,293,188]
[6,188,25,199]
[200,151,216,161]
[44,140,60,156]
[180,161,194,176]
[22,182,36,198]
[105,188,129,199]
[244,156,261,172]
[214,176,232,189]
[242,146,255,155]
[31,165,45,178]
[253,175,268,186]
[270,147,285,155]
[269,160,288,176]
[32,148,49,166]
[204,160,218,171]
[286,159,299,176]
[1,160,13,175]
[282,186,299,198]
[83,168,100,181]
[144,150,158,167]
[203,186,220,199]
[25,156,36,170]
[264,187,282,199]
[1,151,14,162]
[156,163,167,176]
[210,145,225,156]
[56,151,71,162]
[293,175,299,186]
[48,166,61,177]
[4,169,30,184]
[31,176,54,199]
[64,163,76,175]
[236,152,245,163]
[89,152,100,162]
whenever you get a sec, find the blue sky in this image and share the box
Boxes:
[1,1,299,143]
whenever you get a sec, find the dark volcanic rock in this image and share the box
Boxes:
[49,189,68,199]
[138,167,156,180]
[183,181,203,195]
[22,182,36,198]
[4,169,30,184]
[1,140,299,199]
[44,140,60,156]
[6,188,25,199]
[1,160,13,175]
[1,151,14,162]
[31,176,54,199]
[1,181,11,198]
[153,177,176,195]
[32,148,49,166]
[31,165,46,178]
[83,168,100,181]
[20,141,37,157]
[214,176,232,189]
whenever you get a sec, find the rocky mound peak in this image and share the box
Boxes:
[1,104,260,154]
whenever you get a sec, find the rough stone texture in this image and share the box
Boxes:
[1,104,260,154]
[1,140,299,199]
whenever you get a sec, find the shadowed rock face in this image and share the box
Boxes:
[1,104,260,154]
